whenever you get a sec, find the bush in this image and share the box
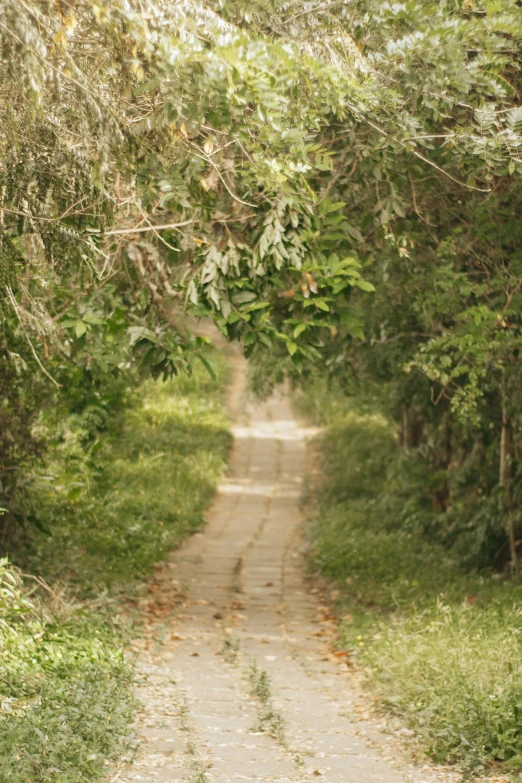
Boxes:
[366,602,522,770]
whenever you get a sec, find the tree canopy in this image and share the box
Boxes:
[3,0,522,568]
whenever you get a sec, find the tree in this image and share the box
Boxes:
[3,0,522,568]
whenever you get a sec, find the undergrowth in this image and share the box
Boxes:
[0,559,134,783]
[15,359,231,592]
[1,359,230,781]
[299,381,522,775]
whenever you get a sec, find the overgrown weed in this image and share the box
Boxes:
[219,634,240,663]
[248,661,271,703]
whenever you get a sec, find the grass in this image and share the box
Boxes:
[298,380,522,775]
[19,359,231,591]
[1,358,231,782]
[0,559,134,783]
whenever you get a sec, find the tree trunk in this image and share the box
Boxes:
[432,417,452,512]
[401,405,410,449]
[401,404,424,450]
[500,375,518,575]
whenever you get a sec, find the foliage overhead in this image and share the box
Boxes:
[3,0,522,563]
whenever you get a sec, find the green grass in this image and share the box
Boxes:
[0,559,134,783]
[298,381,522,774]
[20,359,231,591]
[1,358,231,782]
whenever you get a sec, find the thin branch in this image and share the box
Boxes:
[503,280,522,315]
[99,219,195,237]
[366,120,491,193]
[188,142,257,208]
[408,170,436,226]
[5,287,61,387]
[370,332,429,344]
[1,197,98,222]
[285,1,348,23]
[133,203,181,252]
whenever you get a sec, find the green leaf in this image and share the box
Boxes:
[127,327,161,346]
[231,291,257,305]
[355,280,376,292]
[196,353,217,380]
[315,300,330,312]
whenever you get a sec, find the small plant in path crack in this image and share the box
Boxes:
[218,634,240,664]
[248,661,285,742]
[179,700,190,732]
[178,697,210,782]
[189,759,209,783]
[249,661,271,702]
[257,706,285,740]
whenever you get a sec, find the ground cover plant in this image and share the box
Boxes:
[299,381,522,774]
[0,358,230,781]
[0,559,134,783]
[14,357,231,591]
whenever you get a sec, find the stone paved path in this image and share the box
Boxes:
[116,357,451,783]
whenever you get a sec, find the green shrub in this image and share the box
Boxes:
[365,602,522,770]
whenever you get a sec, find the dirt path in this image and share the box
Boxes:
[115,356,451,783]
